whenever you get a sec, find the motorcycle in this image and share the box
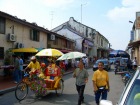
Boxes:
[114,61,120,74]
[122,72,131,85]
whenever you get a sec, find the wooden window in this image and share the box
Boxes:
[101,39,103,47]
[0,17,5,34]
[0,47,4,59]
[30,29,40,41]
[53,36,58,45]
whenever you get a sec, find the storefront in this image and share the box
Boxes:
[128,40,140,65]
[82,39,94,57]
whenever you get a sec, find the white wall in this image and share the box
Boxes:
[55,28,83,51]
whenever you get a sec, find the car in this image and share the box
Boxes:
[93,59,110,71]
[100,66,140,105]
[109,58,117,64]
[119,58,128,70]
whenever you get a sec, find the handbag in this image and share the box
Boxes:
[97,86,106,92]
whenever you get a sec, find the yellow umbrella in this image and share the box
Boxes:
[35,48,63,56]
[12,48,38,53]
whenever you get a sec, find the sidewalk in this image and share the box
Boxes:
[0,68,74,95]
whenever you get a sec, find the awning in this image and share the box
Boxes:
[12,48,38,53]
[84,40,94,47]
[128,40,140,47]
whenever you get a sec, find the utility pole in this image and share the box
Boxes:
[80,0,87,24]
[80,1,87,35]
[50,11,54,29]
[81,4,82,23]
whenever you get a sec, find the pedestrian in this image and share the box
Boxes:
[73,60,89,105]
[18,56,24,79]
[71,58,75,68]
[82,57,86,67]
[132,57,137,70]
[59,60,65,75]
[127,58,132,71]
[64,59,68,71]
[24,56,41,73]
[13,55,21,83]
[92,61,110,105]
[85,57,88,68]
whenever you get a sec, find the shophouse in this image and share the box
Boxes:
[127,12,140,65]
[0,11,74,75]
[51,17,110,59]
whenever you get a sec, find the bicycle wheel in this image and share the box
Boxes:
[15,81,28,101]
[55,79,64,96]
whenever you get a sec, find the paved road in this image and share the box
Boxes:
[0,68,125,105]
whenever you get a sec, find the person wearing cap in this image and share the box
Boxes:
[24,56,41,73]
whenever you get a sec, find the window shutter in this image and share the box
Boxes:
[30,29,33,40]
[37,31,40,41]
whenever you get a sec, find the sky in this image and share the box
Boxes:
[0,0,140,50]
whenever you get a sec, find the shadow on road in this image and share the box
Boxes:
[20,92,94,105]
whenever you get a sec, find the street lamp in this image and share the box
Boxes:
[129,20,133,23]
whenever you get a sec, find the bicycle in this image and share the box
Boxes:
[15,69,64,101]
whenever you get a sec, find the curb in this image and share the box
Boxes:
[0,86,16,95]
[0,71,73,95]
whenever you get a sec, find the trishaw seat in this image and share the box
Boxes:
[44,64,61,89]
[45,64,61,77]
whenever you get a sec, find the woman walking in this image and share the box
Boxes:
[92,61,110,105]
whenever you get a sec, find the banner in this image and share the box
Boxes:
[136,12,140,29]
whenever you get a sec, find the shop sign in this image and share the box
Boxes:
[130,30,134,41]
[85,40,93,47]
[136,12,140,29]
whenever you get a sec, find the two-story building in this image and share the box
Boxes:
[0,11,75,75]
[127,12,140,65]
[95,31,110,58]
[51,17,110,58]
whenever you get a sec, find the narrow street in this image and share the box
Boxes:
[0,68,125,105]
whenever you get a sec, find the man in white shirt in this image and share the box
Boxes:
[132,57,137,70]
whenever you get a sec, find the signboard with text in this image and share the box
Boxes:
[136,12,140,29]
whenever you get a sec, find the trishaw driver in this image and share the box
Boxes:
[24,56,41,72]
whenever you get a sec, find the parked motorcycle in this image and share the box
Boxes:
[114,61,120,74]
[122,72,131,85]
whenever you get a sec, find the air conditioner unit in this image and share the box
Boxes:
[8,34,16,42]
[50,34,55,40]
[16,43,24,48]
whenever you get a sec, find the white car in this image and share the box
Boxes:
[100,67,140,105]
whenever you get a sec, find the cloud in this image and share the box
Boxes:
[107,0,140,21]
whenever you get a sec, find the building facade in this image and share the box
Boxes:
[52,17,110,58]
[128,23,140,65]
[127,12,140,65]
[47,32,75,53]
[0,11,75,75]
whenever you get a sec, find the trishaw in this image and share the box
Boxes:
[15,49,64,101]
[15,63,64,101]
